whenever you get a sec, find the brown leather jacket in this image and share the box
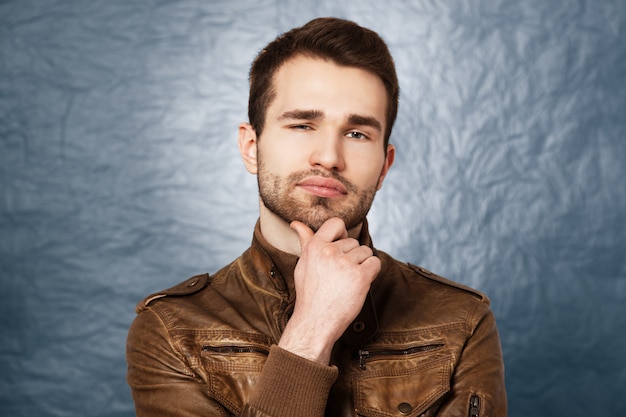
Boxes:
[127,222,507,416]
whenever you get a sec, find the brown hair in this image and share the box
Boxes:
[248,17,399,145]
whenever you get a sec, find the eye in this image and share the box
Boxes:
[290,124,312,131]
[346,130,367,140]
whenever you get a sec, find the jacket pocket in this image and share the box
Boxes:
[200,343,270,415]
[351,344,451,417]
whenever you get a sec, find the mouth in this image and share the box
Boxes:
[297,176,348,198]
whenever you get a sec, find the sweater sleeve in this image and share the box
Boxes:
[242,346,339,417]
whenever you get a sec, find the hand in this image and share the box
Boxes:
[277,217,381,364]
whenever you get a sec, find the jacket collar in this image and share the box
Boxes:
[250,218,379,345]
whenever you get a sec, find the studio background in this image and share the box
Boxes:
[1,1,625,416]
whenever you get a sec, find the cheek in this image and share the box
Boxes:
[258,129,301,161]
[352,155,386,182]
[258,143,299,175]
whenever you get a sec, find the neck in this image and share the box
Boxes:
[257,198,363,256]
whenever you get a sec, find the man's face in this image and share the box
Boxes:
[246,55,394,232]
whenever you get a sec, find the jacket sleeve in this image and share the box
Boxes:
[436,302,508,417]
[126,308,232,416]
[127,308,338,417]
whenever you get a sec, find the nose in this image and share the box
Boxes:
[309,130,345,171]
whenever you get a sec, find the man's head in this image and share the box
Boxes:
[248,17,399,146]
[239,18,397,234]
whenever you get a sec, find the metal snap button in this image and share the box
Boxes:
[352,321,366,333]
[398,402,413,415]
[186,278,199,287]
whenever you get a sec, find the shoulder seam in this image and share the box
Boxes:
[407,263,490,305]
[136,273,210,313]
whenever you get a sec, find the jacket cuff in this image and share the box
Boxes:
[247,345,338,417]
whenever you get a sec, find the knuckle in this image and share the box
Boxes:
[348,238,360,247]
[321,244,337,258]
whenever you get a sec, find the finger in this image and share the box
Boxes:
[290,220,315,248]
[345,244,374,263]
[336,237,360,253]
[360,255,382,276]
[315,217,349,242]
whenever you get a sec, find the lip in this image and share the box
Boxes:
[297,176,348,198]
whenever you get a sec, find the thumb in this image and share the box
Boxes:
[290,220,314,249]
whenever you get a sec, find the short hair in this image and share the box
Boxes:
[248,17,399,146]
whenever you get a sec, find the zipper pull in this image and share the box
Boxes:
[469,395,480,417]
[358,350,370,370]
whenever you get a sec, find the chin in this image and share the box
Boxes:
[294,213,362,234]
[292,216,327,233]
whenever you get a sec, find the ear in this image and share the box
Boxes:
[376,143,395,190]
[238,123,258,174]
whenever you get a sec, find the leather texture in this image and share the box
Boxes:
[127,223,506,416]
[1,1,625,416]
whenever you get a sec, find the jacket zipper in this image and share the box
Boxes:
[355,343,444,370]
[469,394,480,417]
[202,345,270,355]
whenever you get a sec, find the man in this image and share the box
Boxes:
[127,17,507,417]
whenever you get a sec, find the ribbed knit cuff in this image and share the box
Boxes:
[247,345,339,417]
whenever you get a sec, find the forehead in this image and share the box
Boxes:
[268,55,388,125]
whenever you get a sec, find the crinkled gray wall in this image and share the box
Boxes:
[1,1,625,416]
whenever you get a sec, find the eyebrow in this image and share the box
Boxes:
[278,109,323,121]
[278,109,383,133]
[347,114,382,133]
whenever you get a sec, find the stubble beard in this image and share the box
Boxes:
[257,162,379,232]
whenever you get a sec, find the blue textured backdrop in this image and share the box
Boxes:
[1,1,625,416]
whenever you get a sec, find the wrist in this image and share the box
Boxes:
[278,319,336,364]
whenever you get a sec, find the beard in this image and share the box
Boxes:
[257,161,379,232]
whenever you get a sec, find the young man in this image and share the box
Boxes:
[127,17,507,417]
